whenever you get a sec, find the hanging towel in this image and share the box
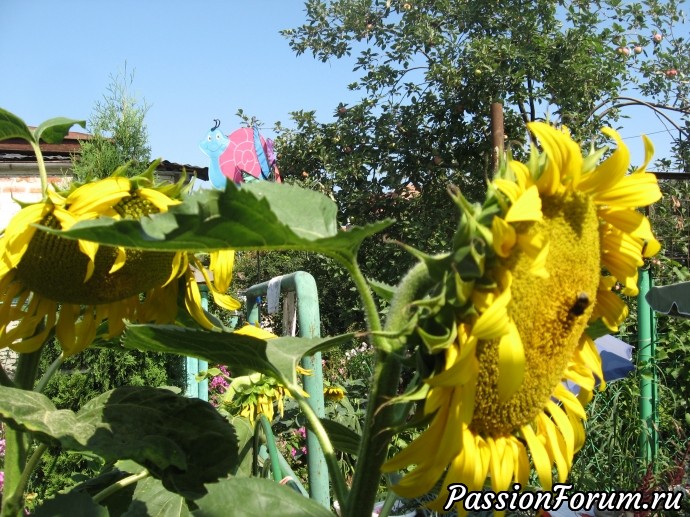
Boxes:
[267,275,284,314]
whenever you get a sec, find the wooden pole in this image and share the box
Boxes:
[491,101,504,172]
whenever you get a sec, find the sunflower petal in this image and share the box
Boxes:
[209,250,236,292]
[521,423,553,490]
[578,127,629,194]
[504,185,542,223]
[592,173,661,208]
[2,203,50,268]
[66,176,131,215]
[491,217,516,258]
[77,239,99,282]
[184,270,216,330]
[137,187,181,212]
[471,286,511,339]
[497,322,526,402]
[632,134,655,175]
[109,247,127,274]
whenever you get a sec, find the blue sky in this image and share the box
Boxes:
[1,1,680,168]
[1,1,361,167]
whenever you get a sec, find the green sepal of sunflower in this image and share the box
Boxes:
[379,360,435,427]
[453,271,475,307]
[417,317,458,354]
[130,159,188,200]
[7,195,42,210]
[455,211,493,256]
[387,283,447,348]
[584,318,611,341]
[526,143,546,180]
[409,279,447,313]
[135,158,159,183]
[223,372,275,403]
[582,145,608,174]
[449,186,480,242]
[451,238,487,281]
[156,168,189,199]
[398,243,453,282]
[385,389,437,434]
[477,194,504,230]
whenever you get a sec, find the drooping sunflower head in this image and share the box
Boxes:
[324,385,346,402]
[218,324,309,424]
[0,164,240,356]
[383,123,661,512]
[222,371,289,424]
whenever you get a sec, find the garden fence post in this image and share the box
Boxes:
[246,271,329,509]
[185,284,209,401]
[637,266,657,465]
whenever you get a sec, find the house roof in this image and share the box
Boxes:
[0,129,209,180]
[156,160,209,181]
[0,128,92,159]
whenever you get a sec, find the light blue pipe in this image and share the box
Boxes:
[246,272,329,509]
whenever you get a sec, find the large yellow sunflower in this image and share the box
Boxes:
[0,171,240,356]
[382,122,661,513]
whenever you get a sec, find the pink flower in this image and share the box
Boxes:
[209,376,229,391]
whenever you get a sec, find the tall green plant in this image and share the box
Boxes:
[71,65,151,182]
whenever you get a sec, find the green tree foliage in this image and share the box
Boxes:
[71,65,151,181]
[267,0,689,337]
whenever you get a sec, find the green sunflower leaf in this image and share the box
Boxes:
[123,324,353,386]
[191,478,334,517]
[229,416,255,477]
[49,182,392,262]
[122,477,192,517]
[0,107,35,144]
[34,117,86,144]
[0,385,238,499]
[314,418,361,456]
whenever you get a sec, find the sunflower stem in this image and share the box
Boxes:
[1,347,45,517]
[337,256,384,349]
[383,261,433,354]
[1,428,29,517]
[288,381,349,509]
[30,141,49,200]
[0,364,16,388]
[92,470,150,504]
[2,443,48,517]
[345,262,434,517]
[34,352,65,393]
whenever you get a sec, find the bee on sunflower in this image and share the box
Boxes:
[0,160,240,357]
[382,122,661,513]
